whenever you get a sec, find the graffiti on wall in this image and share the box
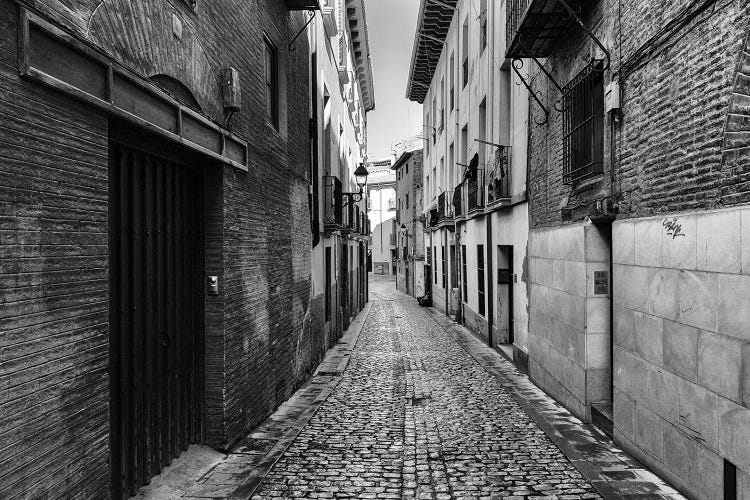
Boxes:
[663,217,686,239]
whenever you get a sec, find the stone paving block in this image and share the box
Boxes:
[662,319,698,382]
[634,311,664,367]
[677,270,718,332]
[662,214,697,270]
[635,218,664,268]
[634,405,664,461]
[698,330,743,402]
[677,377,720,449]
[613,221,635,265]
[613,306,636,352]
[647,268,680,321]
[719,401,750,474]
[718,273,750,342]
[696,209,742,273]
[662,423,723,500]
[614,389,635,438]
[614,264,649,313]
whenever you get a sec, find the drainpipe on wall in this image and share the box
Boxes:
[444,230,449,317]
[485,0,496,348]
[486,215,493,347]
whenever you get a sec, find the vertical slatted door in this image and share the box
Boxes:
[109,142,204,499]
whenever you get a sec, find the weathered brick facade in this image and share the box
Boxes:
[0,0,353,497]
[528,0,750,227]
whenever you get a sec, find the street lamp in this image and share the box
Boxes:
[342,163,369,206]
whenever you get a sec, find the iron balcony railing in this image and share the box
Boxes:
[285,0,320,10]
[486,146,512,205]
[437,192,447,224]
[323,175,343,229]
[506,0,582,59]
[467,177,483,213]
[452,183,463,218]
[390,233,397,246]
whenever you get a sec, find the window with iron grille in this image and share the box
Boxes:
[477,244,485,316]
[562,60,604,185]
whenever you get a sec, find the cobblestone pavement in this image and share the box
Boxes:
[252,276,602,499]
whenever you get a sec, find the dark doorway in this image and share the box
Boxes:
[109,139,204,499]
[341,241,349,331]
[496,245,514,345]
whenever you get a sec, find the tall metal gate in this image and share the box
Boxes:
[109,141,204,499]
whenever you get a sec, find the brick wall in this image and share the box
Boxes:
[527,0,750,228]
[0,1,110,496]
[0,0,324,495]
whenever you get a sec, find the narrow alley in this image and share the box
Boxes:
[149,275,683,500]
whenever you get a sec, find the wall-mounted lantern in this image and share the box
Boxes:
[342,163,370,206]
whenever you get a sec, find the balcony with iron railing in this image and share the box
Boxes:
[486,146,512,207]
[452,184,463,219]
[506,0,584,59]
[389,233,397,246]
[467,180,482,213]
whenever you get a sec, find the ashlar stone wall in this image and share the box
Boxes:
[612,207,750,498]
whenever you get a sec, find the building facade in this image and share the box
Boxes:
[0,0,371,497]
[311,0,374,342]
[393,149,425,297]
[406,0,531,356]
[367,158,397,274]
[507,0,750,498]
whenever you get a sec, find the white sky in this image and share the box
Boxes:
[365,0,424,161]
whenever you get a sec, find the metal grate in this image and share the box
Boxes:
[562,60,604,185]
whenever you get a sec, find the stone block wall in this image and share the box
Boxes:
[528,223,611,422]
[612,208,750,499]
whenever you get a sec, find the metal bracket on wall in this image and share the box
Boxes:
[517,39,567,113]
[511,59,549,126]
[557,0,611,72]
[289,11,317,52]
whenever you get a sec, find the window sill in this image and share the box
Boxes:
[569,174,603,196]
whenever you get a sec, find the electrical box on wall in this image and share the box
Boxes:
[221,68,241,113]
[594,271,609,295]
[605,80,620,114]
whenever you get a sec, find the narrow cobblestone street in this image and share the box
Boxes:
[240,275,677,500]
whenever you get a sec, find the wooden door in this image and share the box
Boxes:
[109,141,204,499]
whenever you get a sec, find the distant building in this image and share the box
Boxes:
[392,148,425,297]
[406,0,530,354]
[367,158,396,273]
